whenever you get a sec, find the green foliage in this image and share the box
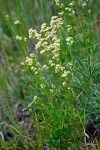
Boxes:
[72,55,100,127]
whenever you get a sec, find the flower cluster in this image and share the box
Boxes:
[55,0,60,6]
[55,0,64,8]
[21,1,76,103]
[55,0,76,17]
[50,84,56,93]
[65,7,75,16]
[28,28,41,39]
[61,71,70,78]
[21,53,41,75]
[16,35,22,40]
[67,25,72,33]
[69,1,75,7]
[28,15,63,63]
[16,35,27,41]
[55,64,65,74]
[66,37,74,45]
[82,2,87,7]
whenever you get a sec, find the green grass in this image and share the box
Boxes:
[0,0,100,149]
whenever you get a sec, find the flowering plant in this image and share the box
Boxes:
[20,0,99,149]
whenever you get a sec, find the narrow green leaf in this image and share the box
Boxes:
[76,57,86,71]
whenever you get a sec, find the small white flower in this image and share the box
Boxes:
[25,57,33,65]
[40,84,45,89]
[36,62,40,67]
[60,3,64,8]
[67,25,72,32]
[16,35,22,40]
[34,96,38,100]
[68,87,71,90]
[65,7,71,11]
[88,10,91,13]
[42,65,48,70]
[40,49,46,54]
[66,37,74,45]
[34,71,38,75]
[71,10,75,15]
[30,54,35,58]
[61,71,70,78]
[51,84,56,89]
[14,20,20,25]
[68,62,72,67]
[69,1,75,6]
[58,11,64,16]
[5,14,9,18]
[24,37,27,41]
[62,82,66,86]
[52,54,60,59]
[50,89,54,93]
[21,62,25,65]
[55,64,65,73]
[49,60,53,64]
[82,2,87,7]
[41,23,46,29]
[55,0,60,6]
[31,66,36,71]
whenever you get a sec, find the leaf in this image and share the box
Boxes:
[76,57,86,71]
[72,75,82,86]
[87,55,91,66]
[92,63,99,76]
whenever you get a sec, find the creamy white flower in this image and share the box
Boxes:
[28,28,41,39]
[50,89,54,93]
[30,54,35,58]
[88,10,91,13]
[52,54,60,59]
[5,14,9,18]
[55,0,60,6]
[40,84,45,89]
[25,57,33,65]
[21,62,25,65]
[16,35,22,40]
[66,37,74,45]
[36,62,40,67]
[40,49,46,54]
[68,62,72,66]
[82,2,87,7]
[24,37,27,41]
[14,20,20,25]
[31,66,37,71]
[67,25,72,32]
[55,64,65,73]
[34,71,38,74]
[42,65,49,70]
[58,11,64,16]
[41,23,46,29]
[51,84,56,89]
[69,2,75,6]
[65,7,71,11]
[60,3,64,8]
[61,71,70,78]
[62,82,66,86]
[34,96,38,100]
